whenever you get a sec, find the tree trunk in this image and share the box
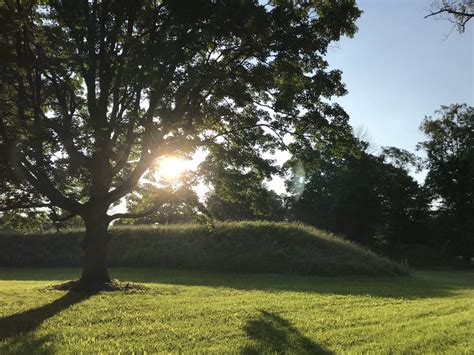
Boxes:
[80,214,111,286]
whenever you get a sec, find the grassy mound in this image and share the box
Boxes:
[0,221,405,276]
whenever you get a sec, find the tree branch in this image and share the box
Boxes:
[108,205,161,221]
[425,5,474,31]
[18,157,83,213]
[425,7,474,19]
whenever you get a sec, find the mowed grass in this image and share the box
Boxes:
[0,268,472,354]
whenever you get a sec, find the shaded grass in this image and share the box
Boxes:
[0,221,404,276]
[0,268,472,353]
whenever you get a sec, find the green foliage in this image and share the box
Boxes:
[0,269,473,353]
[206,189,286,221]
[120,176,208,225]
[0,0,361,224]
[0,210,49,234]
[288,142,429,248]
[0,209,84,234]
[380,146,423,172]
[202,149,286,221]
[418,104,474,257]
[0,221,404,276]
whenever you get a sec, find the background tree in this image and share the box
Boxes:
[0,0,360,287]
[202,148,285,221]
[120,168,206,225]
[375,148,430,249]
[0,209,49,234]
[206,188,285,221]
[418,104,473,262]
[120,184,205,225]
[288,139,428,248]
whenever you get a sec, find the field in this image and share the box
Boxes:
[0,268,472,354]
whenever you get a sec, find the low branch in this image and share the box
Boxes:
[51,211,78,222]
[108,206,161,221]
[19,157,83,213]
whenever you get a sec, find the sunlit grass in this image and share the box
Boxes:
[0,269,472,353]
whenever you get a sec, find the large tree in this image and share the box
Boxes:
[418,104,474,262]
[0,0,360,287]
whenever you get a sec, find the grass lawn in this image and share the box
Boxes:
[0,268,472,354]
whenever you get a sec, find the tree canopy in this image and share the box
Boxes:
[288,139,429,248]
[0,0,360,286]
[418,104,473,259]
[203,151,286,221]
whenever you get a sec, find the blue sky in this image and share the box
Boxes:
[326,0,473,155]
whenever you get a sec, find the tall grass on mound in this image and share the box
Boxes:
[0,221,406,276]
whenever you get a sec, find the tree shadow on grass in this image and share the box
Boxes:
[116,268,474,300]
[0,268,473,299]
[241,310,331,354]
[0,291,96,353]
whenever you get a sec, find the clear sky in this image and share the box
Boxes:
[326,0,473,155]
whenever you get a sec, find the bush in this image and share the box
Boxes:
[380,243,471,269]
[0,221,406,276]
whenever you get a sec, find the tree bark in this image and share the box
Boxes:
[80,213,111,286]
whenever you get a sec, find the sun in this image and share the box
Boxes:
[155,156,188,181]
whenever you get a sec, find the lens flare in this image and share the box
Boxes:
[156,157,188,180]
